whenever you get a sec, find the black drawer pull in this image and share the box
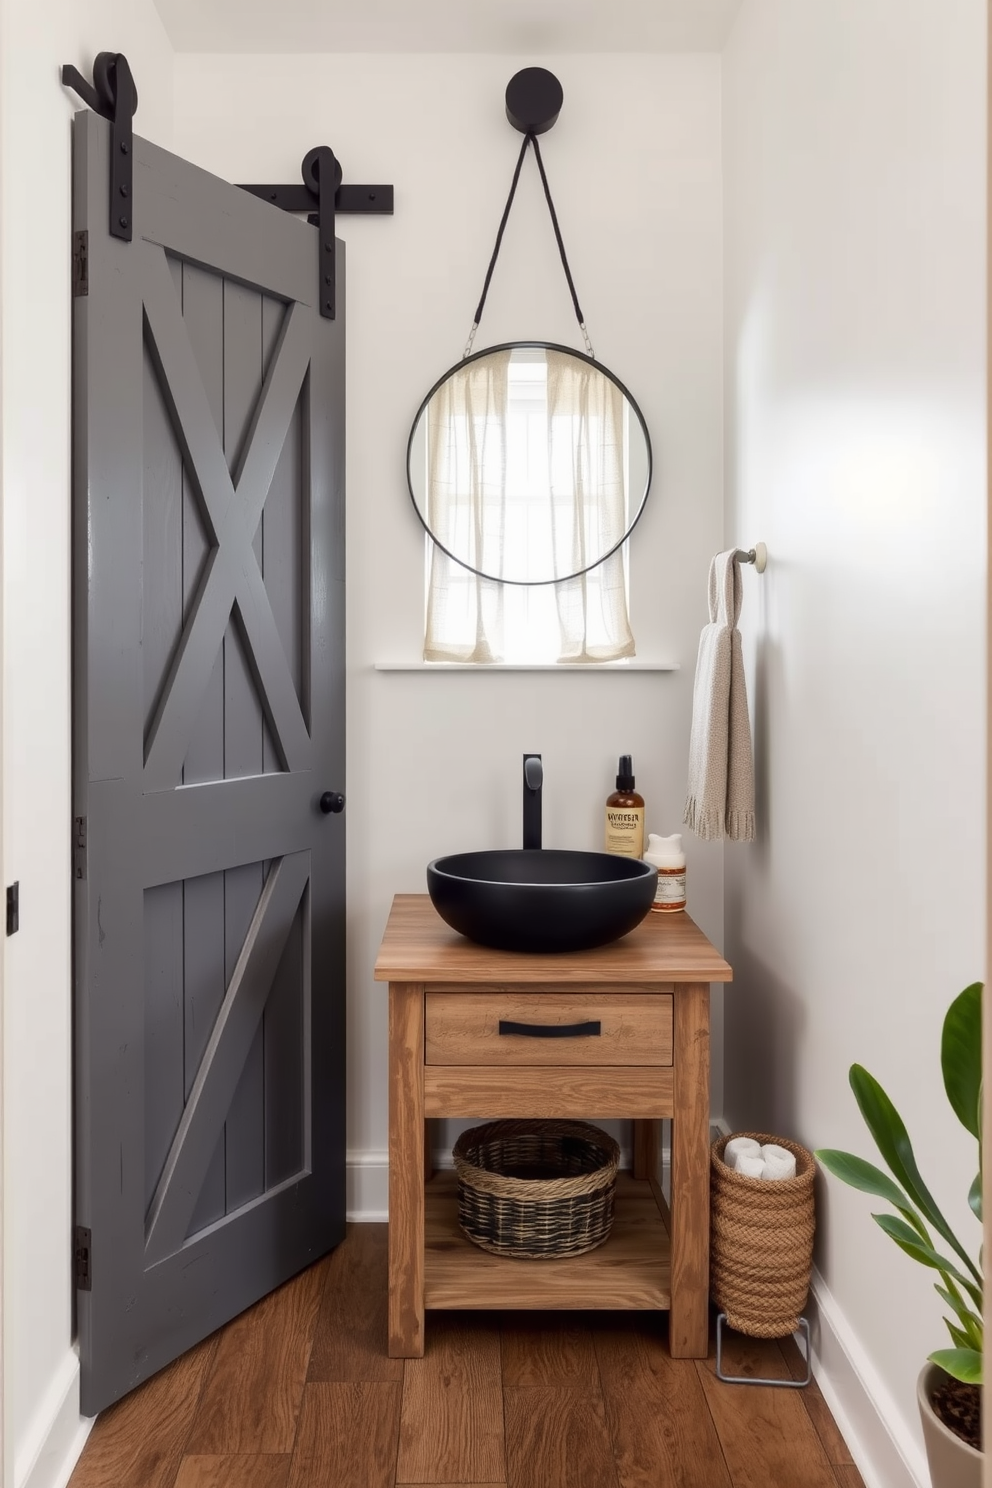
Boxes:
[498,1019,602,1039]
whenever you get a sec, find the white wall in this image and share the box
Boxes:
[0,6,174,1485]
[722,3,986,1485]
[173,52,728,1196]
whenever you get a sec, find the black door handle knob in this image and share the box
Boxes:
[320,791,345,814]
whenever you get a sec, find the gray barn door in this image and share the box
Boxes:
[71,111,346,1415]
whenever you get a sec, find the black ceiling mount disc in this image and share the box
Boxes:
[505,68,564,136]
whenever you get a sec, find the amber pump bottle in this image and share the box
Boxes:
[605,755,645,858]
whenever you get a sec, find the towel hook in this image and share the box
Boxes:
[737,542,767,574]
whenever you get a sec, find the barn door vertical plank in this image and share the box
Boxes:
[222,281,267,1210]
[179,261,225,786]
[183,871,227,1233]
[260,294,304,752]
[259,292,306,1185]
[180,261,228,1233]
[141,270,187,1217]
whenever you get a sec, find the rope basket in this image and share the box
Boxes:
[453,1119,620,1259]
[710,1132,816,1338]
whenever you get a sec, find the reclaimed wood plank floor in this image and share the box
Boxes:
[68,1224,866,1488]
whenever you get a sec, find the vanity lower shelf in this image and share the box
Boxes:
[423,1170,672,1311]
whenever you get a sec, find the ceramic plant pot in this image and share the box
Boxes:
[917,1363,982,1488]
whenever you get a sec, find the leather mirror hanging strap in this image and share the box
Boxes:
[463,133,594,360]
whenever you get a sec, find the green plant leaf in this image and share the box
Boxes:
[941,984,982,1139]
[872,1214,983,1309]
[944,1319,974,1350]
[934,1282,983,1343]
[938,1306,983,1354]
[814,1150,927,1228]
[969,1172,982,1222]
[928,1348,983,1386]
[850,1064,982,1285]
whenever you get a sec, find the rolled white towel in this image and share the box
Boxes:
[724,1136,762,1168]
[736,1154,766,1178]
[761,1144,797,1180]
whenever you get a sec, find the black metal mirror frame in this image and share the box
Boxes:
[406,340,654,587]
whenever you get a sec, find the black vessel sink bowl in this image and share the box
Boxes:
[426,849,658,954]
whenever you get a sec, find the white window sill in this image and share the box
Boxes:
[372,661,680,672]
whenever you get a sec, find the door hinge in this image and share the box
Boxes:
[5,882,18,936]
[74,1226,92,1291]
[74,817,87,880]
[72,230,89,297]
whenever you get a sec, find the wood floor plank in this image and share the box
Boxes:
[288,1382,401,1488]
[396,1313,505,1483]
[175,1455,291,1488]
[500,1312,599,1388]
[68,1336,217,1488]
[832,1467,867,1488]
[504,1386,618,1488]
[777,1333,855,1465]
[595,1314,733,1488]
[696,1329,837,1488]
[308,1223,403,1381]
[187,1259,327,1454]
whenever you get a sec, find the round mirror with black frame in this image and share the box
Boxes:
[407,340,653,587]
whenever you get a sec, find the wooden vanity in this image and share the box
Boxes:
[373,894,732,1359]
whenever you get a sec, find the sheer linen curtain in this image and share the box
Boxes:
[423,347,635,663]
[423,350,510,663]
[547,349,635,662]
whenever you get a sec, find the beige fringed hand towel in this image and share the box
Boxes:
[683,550,755,842]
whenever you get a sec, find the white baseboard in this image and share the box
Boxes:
[14,1349,93,1488]
[804,1267,927,1488]
[347,1148,389,1220]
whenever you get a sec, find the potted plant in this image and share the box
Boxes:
[816,983,982,1488]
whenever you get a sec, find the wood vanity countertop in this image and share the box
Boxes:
[373,894,733,985]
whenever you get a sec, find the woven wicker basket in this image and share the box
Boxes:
[710,1132,816,1338]
[453,1119,620,1259]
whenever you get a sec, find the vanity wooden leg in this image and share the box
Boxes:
[633,1119,660,1181]
[388,981,426,1358]
[669,981,710,1358]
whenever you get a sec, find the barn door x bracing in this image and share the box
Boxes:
[72,111,346,1415]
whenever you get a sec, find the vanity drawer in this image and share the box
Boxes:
[424,988,673,1067]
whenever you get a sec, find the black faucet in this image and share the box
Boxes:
[523,754,543,850]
